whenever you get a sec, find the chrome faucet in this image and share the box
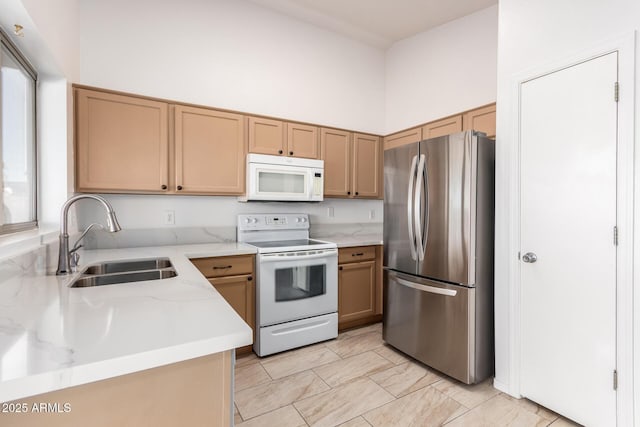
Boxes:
[56,194,122,275]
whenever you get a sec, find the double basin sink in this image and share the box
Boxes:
[70,257,177,288]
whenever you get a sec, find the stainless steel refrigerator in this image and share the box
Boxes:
[383,130,494,384]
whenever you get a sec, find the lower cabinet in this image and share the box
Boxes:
[3,352,233,427]
[191,254,255,354]
[337,245,383,331]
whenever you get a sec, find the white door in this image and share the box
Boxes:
[520,52,617,427]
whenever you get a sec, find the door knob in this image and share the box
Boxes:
[522,252,537,263]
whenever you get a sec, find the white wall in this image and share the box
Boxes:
[385,5,498,134]
[19,0,79,81]
[79,0,385,134]
[495,0,639,422]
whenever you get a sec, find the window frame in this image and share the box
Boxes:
[0,28,38,235]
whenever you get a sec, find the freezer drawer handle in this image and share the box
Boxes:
[396,277,458,297]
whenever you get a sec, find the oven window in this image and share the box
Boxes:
[258,171,305,194]
[275,264,326,301]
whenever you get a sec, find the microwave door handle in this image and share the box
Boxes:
[414,154,426,261]
[407,155,418,261]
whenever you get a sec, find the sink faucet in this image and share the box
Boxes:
[56,194,122,275]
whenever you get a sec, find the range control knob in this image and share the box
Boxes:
[244,218,251,224]
[300,217,307,223]
[251,218,259,224]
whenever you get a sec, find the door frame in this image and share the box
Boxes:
[499,32,635,425]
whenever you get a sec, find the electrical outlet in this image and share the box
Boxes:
[163,210,175,225]
[327,207,334,218]
[369,209,375,220]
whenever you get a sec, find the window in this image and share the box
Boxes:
[0,29,36,234]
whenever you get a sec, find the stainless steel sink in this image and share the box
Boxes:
[82,258,173,275]
[70,269,177,288]
[69,257,177,288]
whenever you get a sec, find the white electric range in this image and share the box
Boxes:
[237,214,338,356]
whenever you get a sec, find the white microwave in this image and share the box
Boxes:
[241,154,324,202]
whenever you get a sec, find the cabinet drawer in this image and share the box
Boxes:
[338,246,376,264]
[191,254,254,278]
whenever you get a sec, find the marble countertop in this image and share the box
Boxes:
[0,242,256,403]
[316,234,383,248]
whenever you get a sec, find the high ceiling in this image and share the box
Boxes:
[249,0,498,49]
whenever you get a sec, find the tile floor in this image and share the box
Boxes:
[234,323,581,427]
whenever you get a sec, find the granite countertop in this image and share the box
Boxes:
[0,242,256,403]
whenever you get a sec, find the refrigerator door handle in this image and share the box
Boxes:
[407,155,419,260]
[414,154,427,260]
[396,277,458,297]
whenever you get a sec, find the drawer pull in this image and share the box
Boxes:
[213,265,233,270]
[352,252,364,256]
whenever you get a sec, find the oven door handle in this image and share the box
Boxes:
[259,251,337,263]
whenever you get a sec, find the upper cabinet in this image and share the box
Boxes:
[286,123,319,159]
[321,129,382,199]
[462,104,496,139]
[75,88,169,193]
[352,133,382,198]
[422,114,463,139]
[248,117,319,159]
[383,103,497,151]
[75,87,246,196]
[321,128,351,197]
[383,127,422,151]
[174,106,245,195]
[247,117,284,156]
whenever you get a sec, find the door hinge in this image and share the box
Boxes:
[613,370,618,390]
[614,82,619,102]
[613,226,618,246]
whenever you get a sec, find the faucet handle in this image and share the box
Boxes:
[70,251,80,270]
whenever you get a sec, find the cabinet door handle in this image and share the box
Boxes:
[347,191,351,195]
[161,184,167,190]
[339,266,343,270]
[213,265,233,270]
[289,151,294,155]
[247,276,253,281]
[278,150,283,154]
[355,192,359,196]
[177,185,183,191]
[352,252,364,257]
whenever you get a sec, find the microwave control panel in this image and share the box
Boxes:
[313,172,323,196]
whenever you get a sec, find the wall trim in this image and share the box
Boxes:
[502,31,636,425]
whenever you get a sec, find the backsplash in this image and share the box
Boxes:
[82,222,382,250]
[76,194,383,249]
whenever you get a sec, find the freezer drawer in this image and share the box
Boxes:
[383,269,489,384]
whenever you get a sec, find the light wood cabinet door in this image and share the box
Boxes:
[422,114,463,139]
[287,123,319,159]
[352,133,382,198]
[209,274,255,332]
[174,105,245,194]
[248,116,285,155]
[321,128,352,197]
[383,127,422,151]
[463,103,496,138]
[75,88,169,193]
[338,260,376,325]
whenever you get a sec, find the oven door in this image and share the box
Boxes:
[257,249,338,326]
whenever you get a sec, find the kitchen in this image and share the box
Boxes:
[0,0,639,426]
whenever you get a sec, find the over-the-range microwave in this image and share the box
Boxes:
[239,153,324,202]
